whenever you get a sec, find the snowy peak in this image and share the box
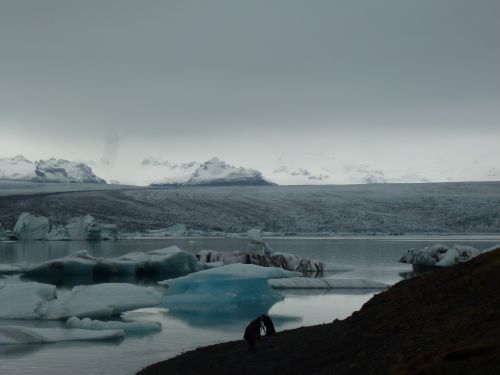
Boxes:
[0,155,37,181]
[35,158,106,183]
[150,157,274,186]
[0,156,106,183]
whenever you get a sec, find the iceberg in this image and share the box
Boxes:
[66,316,161,333]
[0,282,160,320]
[13,213,50,240]
[268,277,389,289]
[246,228,272,255]
[160,264,298,313]
[0,282,57,319]
[40,283,162,320]
[0,223,9,241]
[0,326,124,345]
[0,264,22,275]
[196,250,325,275]
[23,246,201,283]
[45,214,118,241]
[482,244,500,254]
[399,244,481,269]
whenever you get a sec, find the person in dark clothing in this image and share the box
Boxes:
[260,314,276,336]
[243,316,262,351]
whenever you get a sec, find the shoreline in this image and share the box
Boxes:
[137,249,500,375]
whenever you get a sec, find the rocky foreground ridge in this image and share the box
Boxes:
[138,249,500,375]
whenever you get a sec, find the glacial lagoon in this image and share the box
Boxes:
[0,236,498,375]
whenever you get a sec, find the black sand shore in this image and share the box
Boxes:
[137,249,500,375]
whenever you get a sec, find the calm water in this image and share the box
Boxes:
[0,237,498,375]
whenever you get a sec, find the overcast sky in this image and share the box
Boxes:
[0,0,499,185]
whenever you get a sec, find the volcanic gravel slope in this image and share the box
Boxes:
[137,249,500,375]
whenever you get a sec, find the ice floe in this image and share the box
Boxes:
[268,277,389,289]
[0,281,161,320]
[399,244,481,268]
[0,282,57,319]
[40,283,162,320]
[197,249,326,274]
[0,326,123,345]
[66,316,161,333]
[23,246,201,282]
[160,264,298,313]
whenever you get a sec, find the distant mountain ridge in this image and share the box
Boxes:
[149,157,274,186]
[0,155,106,183]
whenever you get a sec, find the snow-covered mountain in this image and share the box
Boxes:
[0,156,106,183]
[0,155,37,181]
[150,157,274,186]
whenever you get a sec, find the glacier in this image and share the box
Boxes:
[66,316,162,333]
[0,326,124,345]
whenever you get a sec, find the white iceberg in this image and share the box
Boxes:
[0,264,22,274]
[268,277,389,289]
[13,213,50,240]
[482,244,500,254]
[246,228,272,255]
[399,244,481,268]
[0,282,161,320]
[24,246,201,282]
[40,283,162,320]
[0,223,9,241]
[45,214,118,241]
[66,316,161,333]
[0,326,124,345]
[160,264,298,313]
[0,282,56,319]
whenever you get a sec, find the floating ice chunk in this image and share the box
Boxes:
[24,246,201,282]
[66,316,161,333]
[45,215,118,241]
[268,277,328,289]
[268,277,388,289]
[13,213,50,240]
[116,246,201,277]
[482,244,500,254]
[40,283,162,320]
[160,264,296,313]
[0,264,22,275]
[0,282,56,319]
[196,250,325,274]
[247,229,272,255]
[0,326,124,345]
[399,244,481,268]
[160,263,300,287]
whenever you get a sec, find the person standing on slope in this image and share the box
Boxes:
[243,316,262,351]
